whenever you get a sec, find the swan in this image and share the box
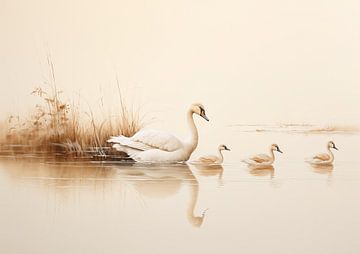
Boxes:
[107,103,209,163]
[306,141,338,166]
[242,144,283,167]
[192,144,230,165]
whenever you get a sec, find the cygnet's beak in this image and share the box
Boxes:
[225,146,231,151]
[333,146,339,151]
[277,148,283,153]
[201,114,209,122]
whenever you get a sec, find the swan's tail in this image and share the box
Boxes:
[107,135,129,145]
[305,158,329,166]
[305,157,313,164]
[107,135,142,159]
[241,158,254,165]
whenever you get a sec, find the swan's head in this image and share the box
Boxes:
[271,144,283,153]
[219,144,230,151]
[190,208,208,228]
[190,103,209,121]
[328,141,338,150]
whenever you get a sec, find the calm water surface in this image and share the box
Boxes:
[1,130,360,254]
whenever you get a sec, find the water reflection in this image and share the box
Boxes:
[310,164,334,174]
[192,164,224,187]
[0,159,207,228]
[310,164,334,184]
[248,165,275,179]
[0,158,118,187]
[113,163,207,227]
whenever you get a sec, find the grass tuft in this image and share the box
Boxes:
[0,59,144,160]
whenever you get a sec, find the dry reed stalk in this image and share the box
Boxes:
[0,58,144,160]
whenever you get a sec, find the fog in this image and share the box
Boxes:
[1,0,359,130]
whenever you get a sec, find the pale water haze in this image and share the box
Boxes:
[1,131,360,254]
[1,0,360,127]
[1,2,360,253]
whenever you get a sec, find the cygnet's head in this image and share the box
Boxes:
[271,144,283,153]
[218,144,231,151]
[190,103,209,121]
[328,141,338,150]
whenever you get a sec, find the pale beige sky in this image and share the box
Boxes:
[1,0,359,129]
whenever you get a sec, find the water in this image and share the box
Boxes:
[1,129,360,254]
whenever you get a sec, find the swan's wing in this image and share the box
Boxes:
[250,154,271,163]
[130,129,183,152]
[196,155,218,164]
[313,153,330,161]
[112,144,143,158]
[108,135,154,151]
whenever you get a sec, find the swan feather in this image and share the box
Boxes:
[313,153,330,161]
[108,129,184,153]
[250,154,271,163]
[112,144,142,158]
[196,155,219,164]
[131,129,184,152]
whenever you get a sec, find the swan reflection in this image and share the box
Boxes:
[192,164,224,187]
[310,164,333,184]
[311,164,334,174]
[112,163,207,227]
[248,165,275,178]
[0,159,207,227]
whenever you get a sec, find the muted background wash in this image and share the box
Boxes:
[1,0,360,130]
[1,1,360,254]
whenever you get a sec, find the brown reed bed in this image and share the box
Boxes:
[0,61,144,161]
[0,86,144,160]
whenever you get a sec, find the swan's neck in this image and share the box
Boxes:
[269,148,275,163]
[185,111,198,152]
[217,149,224,164]
[327,147,334,162]
[186,175,205,227]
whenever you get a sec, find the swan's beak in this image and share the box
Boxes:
[201,114,209,121]
[334,146,339,151]
[225,147,231,151]
[277,148,283,153]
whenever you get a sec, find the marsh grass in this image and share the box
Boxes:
[0,59,144,160]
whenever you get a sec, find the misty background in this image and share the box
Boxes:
[1,0,359,135]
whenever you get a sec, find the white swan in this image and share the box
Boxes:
[306,141,338,166]
[192,144,230,165]
[242,144,283,167]
[107,103,209,163]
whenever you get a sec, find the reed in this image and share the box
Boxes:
[0,60,144,159]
